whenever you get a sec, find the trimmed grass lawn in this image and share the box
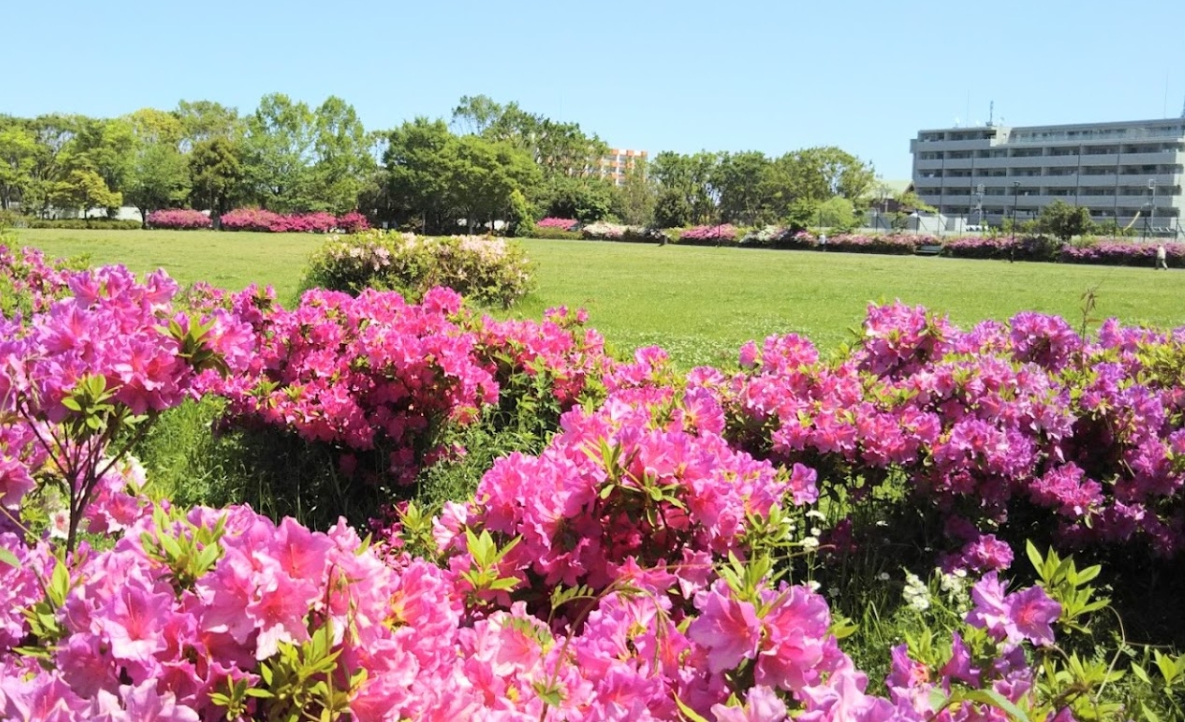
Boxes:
[14,229,1185,368]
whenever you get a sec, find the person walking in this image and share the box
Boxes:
[1156,244,1168,270]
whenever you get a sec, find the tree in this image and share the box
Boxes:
[188,137,243,218]
[383,117,456,231]
[714,151,774,225]
[49,168,121,220]
[614,158,657,226]
[70,118,135,203]
[541,175,616,223]
[444,135,540,234]
[176,100,241,151]
[452,96,609,181]
[650,151,720,226]
[309,96,373,214]
[125,143,190,226]
[0,118,38,210]
[240,93,315,212]
[1037,200,1094,241]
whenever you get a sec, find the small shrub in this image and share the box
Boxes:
[146,209,212,230]
[303,230,534,308]
[527,226,584,240]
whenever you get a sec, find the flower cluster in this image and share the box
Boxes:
[220,209,339,233]
[535,217,579,231]
[723,301,1185,560]
[680,224,738,245]
[212,286,499,485]
[0,245,78,317]
[581,221,647,241]
[144,209,213,230]
[1059,238,1185,267]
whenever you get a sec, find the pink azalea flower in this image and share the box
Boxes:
[687,580,761,674]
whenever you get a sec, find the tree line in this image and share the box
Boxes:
[0,93,885,232]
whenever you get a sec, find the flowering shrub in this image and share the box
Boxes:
[680,224,739,245]
[145,209,212,230]
[302,230,534,308]
[722,301,1185,561]
[1060,238,1185,267]
[581,221,649,241]
[335,210,370,234]
[535,217,579,231]
[825,233,930,255]
[219,209,352,234]
[0,249,1178,719]
[0,245,80,317]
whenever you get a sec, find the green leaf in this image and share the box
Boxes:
[674,694,712,722]
[1142,704,1163,722]
[0,547,20,570]
[962,688,1031,722]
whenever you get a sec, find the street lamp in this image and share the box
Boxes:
[975,183,984,228]
[1148,178,1157,241]
[1011,181,1021,241]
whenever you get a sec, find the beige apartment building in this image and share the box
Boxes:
[911,118,1185,236]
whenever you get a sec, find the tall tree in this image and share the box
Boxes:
[125,143,190,226]
[188,137,243,218]
[613,158,657,226]
[444,135,541,234]
[240,93,315,212]
[176,100,241,151]
[309,96,373,214]
[383,117,456,231]
[0,118,38,210]
[714,151,773,225]
[49,168,122,220]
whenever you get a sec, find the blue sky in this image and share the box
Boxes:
[5,0,1185,179]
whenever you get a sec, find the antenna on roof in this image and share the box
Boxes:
[988,101,994,127]
[1181,95,1185,119]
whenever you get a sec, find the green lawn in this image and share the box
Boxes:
[13,229,1185,368]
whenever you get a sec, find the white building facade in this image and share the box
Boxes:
[911,118,1185,236]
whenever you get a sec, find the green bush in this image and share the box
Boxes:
[21,217,143,230]
[525,226,584,240]
[302,230,535,308]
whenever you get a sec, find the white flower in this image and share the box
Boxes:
[903,572,931,612]
[805,510,826,520]
[807,580,821,592]
[810,527,822,537]
[49,509,70,540]
[802,537,820,550]
[878,572,891,581]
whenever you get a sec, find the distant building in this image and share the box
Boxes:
[599,148,647,186]
[911,118,1185,236]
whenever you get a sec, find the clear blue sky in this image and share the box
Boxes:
[5,0,1185,179]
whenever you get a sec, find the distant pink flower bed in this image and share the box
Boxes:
[680,224,738,243]
[220,209,370,234]
[145,209,212,230]
[535,217,578,230]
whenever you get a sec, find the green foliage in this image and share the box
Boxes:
[188,137,244,216]
[246,623,365,722]
[540,175,616,223]
[139,504,227,592]
[18,217,142,230]
[1038,200,1096,242]
[302,230,534,308]
[524,226,583,240]
[816,196,859,231]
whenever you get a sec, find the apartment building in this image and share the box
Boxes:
[600,148,647,186]
[910,118,1185,235]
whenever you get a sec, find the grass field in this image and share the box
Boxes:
[14,228,1185,368]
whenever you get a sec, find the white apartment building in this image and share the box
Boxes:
[911,118,1185,236]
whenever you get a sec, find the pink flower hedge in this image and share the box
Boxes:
[535,217,579,231]
[680,224,738,245]
[145,209,213,230]
[218,209,370,234]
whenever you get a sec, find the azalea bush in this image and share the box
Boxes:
[302,230,534,308]
[219,209,363,234]
[581,221,650,242]
[535,217,579,231]
[3,249,1185,719]
[145,209,213,230]
[680,224,739,246]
